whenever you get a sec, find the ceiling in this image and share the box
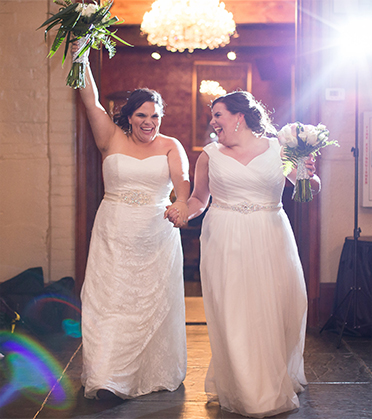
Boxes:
[111,0,296,25]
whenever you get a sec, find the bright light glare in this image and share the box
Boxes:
[151,52,161,60]
[338,17,372,58]
[227,51,236,61]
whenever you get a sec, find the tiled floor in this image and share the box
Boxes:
[0,297,371,419]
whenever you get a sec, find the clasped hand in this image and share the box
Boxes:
[164,201,188,228]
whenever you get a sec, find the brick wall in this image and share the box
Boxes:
[0,0,75,283]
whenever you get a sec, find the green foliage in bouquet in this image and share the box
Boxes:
[280,123,339,176]
[278,122,339,202]
[38,0,132,88]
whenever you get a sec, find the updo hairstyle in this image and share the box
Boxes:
[113,88,165,133]
[212,91,276,136]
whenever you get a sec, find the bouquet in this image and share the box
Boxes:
[38,0,131,88]
[277,122,339,202]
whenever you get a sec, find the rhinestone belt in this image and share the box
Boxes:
[104,190,151,206]
[211,201,282,214]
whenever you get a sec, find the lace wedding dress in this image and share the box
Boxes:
[200,140,307,418]
[81,153,187,399]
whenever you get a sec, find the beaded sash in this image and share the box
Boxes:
[211,201,282,214]
[104,190,151,206]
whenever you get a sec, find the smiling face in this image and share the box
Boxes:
[210,102,240,145]
[128,101,162,144]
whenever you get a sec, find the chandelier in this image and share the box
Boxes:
[140,0,236,53]
[200,80,227,96]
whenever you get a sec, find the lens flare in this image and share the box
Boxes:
[23,295,81,337]
[62,319,81,338]
[338,16,372,59]
[0,332,74,409]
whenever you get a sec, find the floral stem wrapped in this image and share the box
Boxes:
[277,122,339,202]
[38,0,132,88]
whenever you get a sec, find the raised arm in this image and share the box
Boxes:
[72,43,118,154]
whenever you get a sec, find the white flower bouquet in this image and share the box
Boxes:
[277,122,339,202]
[39,0,131,88]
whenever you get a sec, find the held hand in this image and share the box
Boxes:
[164,201,188,228]
[164,206,179,225]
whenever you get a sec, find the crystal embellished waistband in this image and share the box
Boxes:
[211,201,282,214]
[104,190,151,206]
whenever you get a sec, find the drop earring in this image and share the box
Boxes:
[127,123,132,134]
[235,121,240,132]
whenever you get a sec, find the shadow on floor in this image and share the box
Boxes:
[0,312,371,419]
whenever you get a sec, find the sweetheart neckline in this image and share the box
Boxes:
[103,153,168,164]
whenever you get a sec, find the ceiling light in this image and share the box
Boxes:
[140,0,236,53]
[151,52,162,60]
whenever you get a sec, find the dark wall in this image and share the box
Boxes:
[100,24,295,177]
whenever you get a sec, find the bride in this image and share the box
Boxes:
[71,43,190,400]
[166,90,321,417]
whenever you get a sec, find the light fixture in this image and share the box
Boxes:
[151,51,162,60]
[140,0,236,53]
[199,80,226,96]
[227,51,236,61]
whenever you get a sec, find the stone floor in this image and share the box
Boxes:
[0,297,371,419]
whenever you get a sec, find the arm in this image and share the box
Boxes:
[71,43,117,154]
[164,138,190,226]
[187,151,211,220]
[165,150,210,227]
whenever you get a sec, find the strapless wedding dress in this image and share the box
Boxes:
[81,153,187,399]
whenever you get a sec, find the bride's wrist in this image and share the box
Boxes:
[176,199,188,205]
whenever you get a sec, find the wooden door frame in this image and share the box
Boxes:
[293,0,322,327]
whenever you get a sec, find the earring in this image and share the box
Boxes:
[235,121,240,132]
[127,123,132,134]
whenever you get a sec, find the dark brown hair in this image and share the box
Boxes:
[113,88,165,132]
[212,91,276,136]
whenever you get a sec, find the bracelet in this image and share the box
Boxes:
[176,199,187,204]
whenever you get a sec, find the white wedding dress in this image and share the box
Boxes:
[81,153,187,399]
[200,140,307,418]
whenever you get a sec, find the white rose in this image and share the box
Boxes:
[75,3,83,12]
[277,124,298,148]
[317,123,326,131]
[299,124,318,145]
[82,3,98,17]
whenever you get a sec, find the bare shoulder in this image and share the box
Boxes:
[157,134,186,154]
[159,133,183,147]
[196,150,210,165]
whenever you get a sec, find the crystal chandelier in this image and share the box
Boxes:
[140,0,236,53]
[200,80,227,96]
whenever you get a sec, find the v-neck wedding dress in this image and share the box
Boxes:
[200,140,307,417]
